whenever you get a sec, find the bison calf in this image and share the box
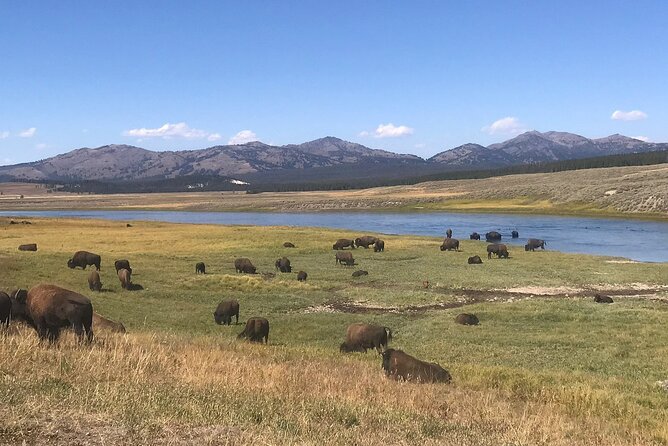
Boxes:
[214,299,240,325]
[88,270,102,292]
[237,317,269,343]
[455,313,479,325]
[196,262,206,274]
[18,243,37,251]
[339,323,391,353]
[93,313,126,333]
[381,349,451,383]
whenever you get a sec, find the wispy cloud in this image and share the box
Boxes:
[482,117,528,135]
[19,127,37,138]
[360,123,414,138]
[632,135,650,142]
[611,110,647,121]
[0,131,9,139]
[35,143,48,150]
[228,130,258,145]
[2,158,13,165]
[123,122,221,141]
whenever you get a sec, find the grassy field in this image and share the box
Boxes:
[1,217,667,445]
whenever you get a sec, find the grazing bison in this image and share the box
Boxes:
[237,317,269,343]
[339,323,392,353]
[126,223,133,227]
[88,270,102,292]
[234,258,257,274]
[93,313,126,333]
[468,255,483,264]
[455,313,479,325]
[525,238,546,251]
[594,294,613,304]
[355,236,378,249]
[275,257,292,273]
[440,238,460,251]
[283,242,296,248]
[335,251,355,266]
[470,232,481,240]
[445,228,453,239]
[195,262,206,274]
[117,268,132,290]
[297,271,308,281]
[18,243,37,251]
[214,299,240,325]
[0,292,10,327]
[487,243,509,259]
[352,270,368,277]
[332,239,356,250]
[10,284,93,343]
[114,259,132,274]
[511,230,519,238]
[374,239,385,252]
[381,349,451,383]
[485,231,502,242]
[67,251,101,270]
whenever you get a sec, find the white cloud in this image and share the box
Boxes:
[35,143,48,150]
[19,127,37,138]
[207,133,222,142]
[482,117,528,135]
[0,131,9,139]
[632,135,650,142]
[228,130,258,145]
[611,110,647,121]
[123,122,220,140]
[360,123,414,139]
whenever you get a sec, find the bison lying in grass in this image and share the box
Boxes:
[381,349,451,383]
[455,313,479,325]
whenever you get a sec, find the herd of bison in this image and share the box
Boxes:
[3,226,614,384]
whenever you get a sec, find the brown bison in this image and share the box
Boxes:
[455,313,479,325]
[196,262,206,274]
[88,270,102,292]
[485,231,502,242]
[93,313,126,333]
[332,239,356,250]
[445,228,453,238]
[234,258,257,274]
[297,271,308,281]
[214,299,240,325]
[118,268,132,290]
[10,284,93,343]
[18,243,37,251]
[467,255,483,264]
[335,251,355,266]
[487,243,509,259]
[339,323,392,353]
[355,236,378,249]
[237,317,269,343]
[275,257,292,273]
[352,270,368,277]
[68,251,101,270]
[374,239,385,252]
[381,349,451,383]
[114,259,132,274]
[594,294,613,304]
[440,238,460,251]
[283,242,296,248]
[470,232,481,240]
[525,238,546,251]
[0,291,10,327]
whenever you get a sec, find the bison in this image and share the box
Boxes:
[467,255,483,264]
[445,228,453,239]
[118,268,132,290]
[18,243,37,251]
[0,292,10,327]
[352,270,368,277]
[332,239,355,250]
[114,259,132,274]
[487,243,509,259]
[283,242,296,248]
[196,262,206,274]
[374,239,385,252]
[355,236,378,249]
[511,230,519,238]
[10,284,93,343]
[470,232,481,240]
[525,238,546,251]
[339,323,392,353]
[93,313,126,333]
[214,299,240,325]
[237,317,269,343]
[381,349,451,383]
[67,251,101,270]
[234,258,257,274]
[455,313,479,325]
[485,231,502,242]
[275,257,292,273]
[297,271,308,281]
[335,251,355,266]
[594,294,613,304]
[88,270,102,292]
[440,238,460,251]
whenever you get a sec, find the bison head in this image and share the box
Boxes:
[9,289,29,322]
[381,349,395,372]
[213,311,222,325]
[67,259,76,268]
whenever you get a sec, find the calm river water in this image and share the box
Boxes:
[1,210,667,262]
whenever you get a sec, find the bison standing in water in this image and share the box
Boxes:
[275,257,292,273]
[487,243,509,259]
[237,317,269,343]
[10,284,93,343]
[67,251,101,270]
[445,228,453,239]
[332,239,355,250]
[381,349,451,383]
[339,323,392,353]
[234,258,257,274]
[470,232,481,240]
[214,299,240,325]
[485,231,502,242]
[88,270,102,291]
[440,238,460,251]
[525,239,546,251]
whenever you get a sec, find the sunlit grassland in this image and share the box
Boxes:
[1,217,667,445]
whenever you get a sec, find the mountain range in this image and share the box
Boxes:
[0,131,665,184]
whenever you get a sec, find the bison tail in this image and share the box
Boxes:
[385,327,393,342]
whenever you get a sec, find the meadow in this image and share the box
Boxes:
[1,217,667,445]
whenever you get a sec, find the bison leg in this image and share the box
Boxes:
[235,313,239,324]
[487,252,492,259]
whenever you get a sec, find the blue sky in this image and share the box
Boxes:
[1,1,666,165]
